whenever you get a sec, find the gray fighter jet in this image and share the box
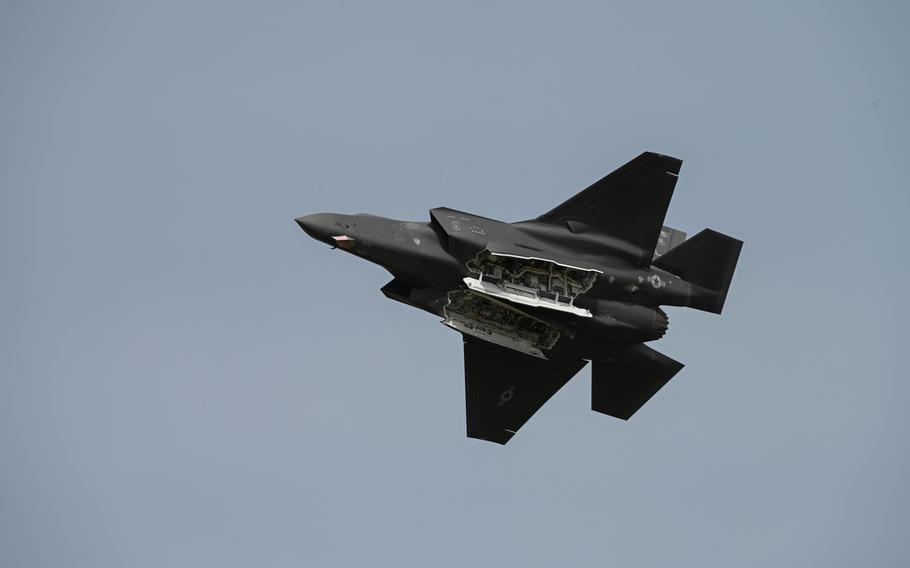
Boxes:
[296,152,742,444]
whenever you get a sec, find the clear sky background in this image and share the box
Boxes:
[3,1,908,567]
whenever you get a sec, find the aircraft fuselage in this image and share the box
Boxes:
[296,209,712,361]
[294,152,743,444]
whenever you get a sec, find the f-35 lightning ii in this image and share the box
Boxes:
[296,152,742,444]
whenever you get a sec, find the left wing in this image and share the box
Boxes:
[537,152,682,265]
[463,337,587,444]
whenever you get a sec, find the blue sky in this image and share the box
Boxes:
[3,2,908,566]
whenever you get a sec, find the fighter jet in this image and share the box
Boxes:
[296,152,742,444]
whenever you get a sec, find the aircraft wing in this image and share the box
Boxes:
[463,337,587,444]
[537,152,682,265]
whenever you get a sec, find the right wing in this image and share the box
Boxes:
[537,152,682,265]
[463,337,587,444]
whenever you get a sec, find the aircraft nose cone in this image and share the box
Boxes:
[295,213,336,242]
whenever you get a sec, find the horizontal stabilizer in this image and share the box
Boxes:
[653,228,743,314]
[592,343,683,420]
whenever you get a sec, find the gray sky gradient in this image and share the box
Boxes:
[3,1,909,567]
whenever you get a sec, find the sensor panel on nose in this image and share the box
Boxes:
[332,235,355,249]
